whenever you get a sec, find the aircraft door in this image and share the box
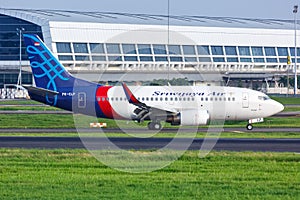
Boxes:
[78,92,86,108]
[242,93,249,108]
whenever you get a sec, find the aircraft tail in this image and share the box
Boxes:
[23,34,75,91]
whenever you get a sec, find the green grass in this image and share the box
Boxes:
[271,96,300,105]
[224,117,300,128]
[0,106,62,111]
[0,99,41,105]
[0,149,298,200]
[0,114,75,128]
[0,113,300,129]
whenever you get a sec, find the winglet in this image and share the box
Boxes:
[121,82,140,105]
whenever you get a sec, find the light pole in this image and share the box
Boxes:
[16,27,25,87]
[293,5,298,95]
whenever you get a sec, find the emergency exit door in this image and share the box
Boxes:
[78,92,86,108]
[242,93,249,108]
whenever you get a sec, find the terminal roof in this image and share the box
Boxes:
[0,8,298,29]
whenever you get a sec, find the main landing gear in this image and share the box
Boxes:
[246,124,253,131]
[147,121,162,130]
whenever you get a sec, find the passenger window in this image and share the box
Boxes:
[160,97,163,101]
[228,97,231,101]
[155,97,158,101]
[232,97,235,101]
[111,97,114,101]
[146,97,149,101]
[165,97,168,101]
[187,97,190,101]
[175,97,178,101]
[150,97,153,101]
[102,97,105,101]
[115,97,118,101]
[142,97,145,101]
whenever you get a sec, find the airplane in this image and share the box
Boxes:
[23,34,284,130]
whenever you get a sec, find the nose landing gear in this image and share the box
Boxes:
[246,124,253,131]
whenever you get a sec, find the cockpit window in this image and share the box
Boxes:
[258,95,270,101]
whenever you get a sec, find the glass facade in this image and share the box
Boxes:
[225,46,237,55]
[55,42,299,65]
[153,44,167,54]
[122,44,136,54]
[238,47,251,56]
[264,47,276,56]
[197,46,210,55]
[0,14,43,86]
[168,45,181,55]
[0,14,43,61]
[211,46,224,55]
[90,43,105,54]
[138,44,152,54]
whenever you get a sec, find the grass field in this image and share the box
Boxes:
[0,99,41,105]
[0,99,299,199]
[0,113,299,129]
[0,149,299,200]
[271,96,300,105]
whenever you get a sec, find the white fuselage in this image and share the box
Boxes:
[104,86,284,121]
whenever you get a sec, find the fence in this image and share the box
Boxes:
[0,88,28,99]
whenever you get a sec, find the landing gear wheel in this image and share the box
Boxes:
[147,122,162,130]
[246,124,253,131]
[147,122,154,130]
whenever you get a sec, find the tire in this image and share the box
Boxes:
[153,122,162,130]
[147,122,154,130]
[147,122,162,130]
[246,124,253,130]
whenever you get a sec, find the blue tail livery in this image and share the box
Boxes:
[23,34,284,130]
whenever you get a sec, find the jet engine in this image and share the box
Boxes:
[169,109,210,126]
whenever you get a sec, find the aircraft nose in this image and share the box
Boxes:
[272,100,284,115]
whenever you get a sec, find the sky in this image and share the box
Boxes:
[0,0,299,20]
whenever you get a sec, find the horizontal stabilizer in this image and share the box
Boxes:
[24,85,59,97]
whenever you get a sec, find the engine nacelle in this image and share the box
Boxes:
[179,109,210,126]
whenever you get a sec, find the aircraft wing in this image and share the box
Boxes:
[121,83,178,122]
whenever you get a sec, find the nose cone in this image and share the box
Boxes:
[262,99,284,117]
[269,100,284,116]
[276,101,285,113]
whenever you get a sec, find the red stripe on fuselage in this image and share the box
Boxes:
[96,86,123,119]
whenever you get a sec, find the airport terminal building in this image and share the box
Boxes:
[0,8,299,92]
